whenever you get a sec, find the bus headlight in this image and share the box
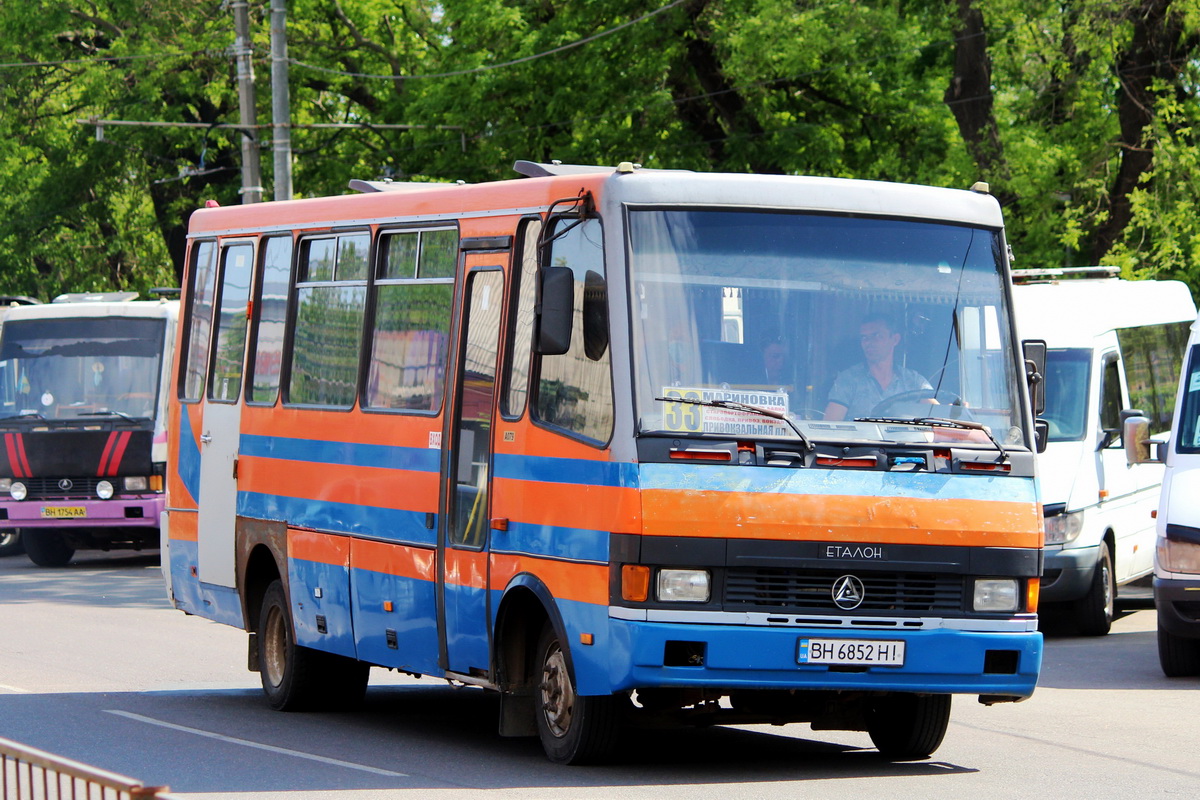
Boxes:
[96,480,114,500]
[1044,510,1083,545]
[123,476,148,492]
[0,478,10,493]
[974,578,1019,612]
[657,569,711,603]
[9,481,26,501]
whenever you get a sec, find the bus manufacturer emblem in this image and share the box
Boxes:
[58,479,73,491]
[832,575,865,610]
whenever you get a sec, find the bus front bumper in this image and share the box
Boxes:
[602,617,1042,699]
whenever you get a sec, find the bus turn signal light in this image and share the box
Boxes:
[1026,578,1040,613]
[622,565,650,602]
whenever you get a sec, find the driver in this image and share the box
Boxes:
[823,314,931,421]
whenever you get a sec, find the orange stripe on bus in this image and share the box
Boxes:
[350,538,435,582]
[239,404,442,450]
[239,456,440,513]
[641,489,1041,548]
[491,477,640,534]
[169,509,198,542]
[490,553,608,605]
[288,529,350,566]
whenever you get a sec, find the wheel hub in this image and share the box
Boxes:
[539,644,574,738]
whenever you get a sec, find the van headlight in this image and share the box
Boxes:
[974,578,1019,612]
[123,476,148,492]
[656,569,711,603]
[1044,510,1083,545]
[1159,525,1200,574]
[9,481,26,501]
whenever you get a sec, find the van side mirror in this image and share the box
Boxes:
[1022,339,1046,416]
[535,266,574,355]
[1123,411,1156,464]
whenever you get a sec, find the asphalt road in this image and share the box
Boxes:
[0,549,1197,800]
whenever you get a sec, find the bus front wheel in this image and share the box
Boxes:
[533,623,621,765]
[866,693,951,760]
[24,532,74,567]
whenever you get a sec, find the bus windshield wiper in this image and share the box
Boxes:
[0,412,44,420]
[77,410,141,423]
[855,415,1007,463]
[655,396,814,452]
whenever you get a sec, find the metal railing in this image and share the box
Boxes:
[1,736,174,799]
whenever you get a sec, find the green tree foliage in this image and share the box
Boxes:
[2,0,1200,297]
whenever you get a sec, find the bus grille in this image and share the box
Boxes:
[724,568,965,614]
[15,477,104,499]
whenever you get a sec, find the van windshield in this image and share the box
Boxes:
[627,209,1027,448]
[1042,349,1091,442]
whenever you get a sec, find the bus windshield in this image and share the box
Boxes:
[0,317,166,421]
[628,209,1026,448]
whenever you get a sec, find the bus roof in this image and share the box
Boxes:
[187,161,1006,238]
[1,298,179,323]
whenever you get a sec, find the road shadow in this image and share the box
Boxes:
[0,685,978,795]
[0,551,167,610]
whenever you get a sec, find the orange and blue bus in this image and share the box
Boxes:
[165,161,1044,764]
[0,292,179,566]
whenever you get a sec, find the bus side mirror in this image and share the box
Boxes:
[1123,412,1156,464]
[535,266,574,355]
[1034,419,1049,454]
[1022,339,1046,416]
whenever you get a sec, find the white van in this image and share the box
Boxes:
[1137,312,1200,674]
[1013,268,1195,634]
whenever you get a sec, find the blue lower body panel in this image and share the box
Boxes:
[600,619,1042,698]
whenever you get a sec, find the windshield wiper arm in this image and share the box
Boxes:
[855,415,1008,463]
[77,410,140,423]
[655,396,814,452]
[0,413,44,420]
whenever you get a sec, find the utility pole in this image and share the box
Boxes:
[231,0,263,204]
[269,0,293,201]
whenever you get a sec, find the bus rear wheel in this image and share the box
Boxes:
[533,623,621,765]
[24,532,74,567]
[257,579,368,710]
[866,693,951,760]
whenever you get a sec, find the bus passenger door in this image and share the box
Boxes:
[440,267,504,675]
[197,242,253,589]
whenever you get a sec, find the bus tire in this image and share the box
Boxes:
[533,623,621,765]
[24,532,74,567]
[866,693,951,760]
[1074,541,1114,636]
[257,579,324,711]
[1157,626,1200,677]
[0,530,24,557]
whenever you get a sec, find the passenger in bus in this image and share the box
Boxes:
[760,336,791,389]
[823,314,931,420]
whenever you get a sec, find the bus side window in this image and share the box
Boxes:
[247,236,293,405]
[286,233,369,408]
[209,243,254,403]
[181,240,218,402]
[502,218,541,419]
[533,217,613,443]
[364,227,457,413]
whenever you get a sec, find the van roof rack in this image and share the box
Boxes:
[51,291,141,304]
[1011,266,1121,284]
